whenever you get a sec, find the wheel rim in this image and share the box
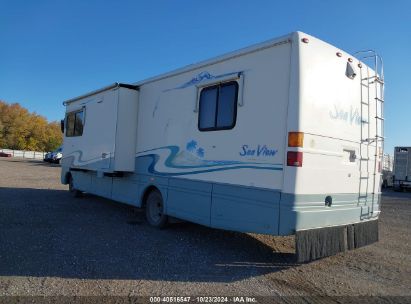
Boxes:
[148,197,163,224]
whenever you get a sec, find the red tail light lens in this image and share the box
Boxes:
[287,151,303,167]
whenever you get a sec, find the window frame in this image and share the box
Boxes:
[65,108,85,137]
[198,81,239,132]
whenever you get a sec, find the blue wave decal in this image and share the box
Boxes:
[136,146,283,176]
[163,71,242,92]
[62,150,106,164]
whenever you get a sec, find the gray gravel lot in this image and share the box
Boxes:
[0,158,410,299]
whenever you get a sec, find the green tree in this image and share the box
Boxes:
[0,100,63,151]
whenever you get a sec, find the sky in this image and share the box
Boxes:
[0,0,410,154]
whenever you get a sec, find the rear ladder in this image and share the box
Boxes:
[355,50,384,215]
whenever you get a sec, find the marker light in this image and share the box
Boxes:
[301,38,309,43]
[358,63,363,68]
[287,151,303,167]
[348,58,353,62]
[336,52,342,57]
[288,132,304,147]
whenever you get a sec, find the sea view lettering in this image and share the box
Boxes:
[329,105,361,125]
[240,145,278,157]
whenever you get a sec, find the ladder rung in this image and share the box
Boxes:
[375,135,385,139]
[359,195,368,198]
[374,97,384,102]
[361,83,369,88]
[375,116,384,120]
[360,177,369,179]
[361,102,369,105]
[361,120,369,124]
[363,76,384,84]
[360,158,370,160]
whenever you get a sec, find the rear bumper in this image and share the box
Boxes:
[279,192,381,235]
[296,219,379,262]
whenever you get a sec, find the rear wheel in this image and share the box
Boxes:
[145,189,168,228]
[68,175,82,198]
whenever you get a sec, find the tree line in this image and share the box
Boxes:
[0,101,62,152]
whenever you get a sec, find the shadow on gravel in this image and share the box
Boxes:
[27,161,61,168]
[0,187,298,282]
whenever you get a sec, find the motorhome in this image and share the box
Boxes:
[393,147,411,191]
[61,32,384,262]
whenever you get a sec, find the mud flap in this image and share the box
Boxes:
[296,219,379,262]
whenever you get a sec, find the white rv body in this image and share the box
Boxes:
[61,32,383,261]
[63,85,139,173]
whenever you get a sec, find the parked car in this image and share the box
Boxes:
[43,151,53,162]
[44,146,63,163]
[0,151,12,157]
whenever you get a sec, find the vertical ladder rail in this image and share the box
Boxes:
[354,51,385,214]
[358,61,371,206]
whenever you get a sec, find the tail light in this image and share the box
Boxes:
[288,132,304,147]
[287,151,303,167]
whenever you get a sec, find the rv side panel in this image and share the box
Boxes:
[134,41,292,232]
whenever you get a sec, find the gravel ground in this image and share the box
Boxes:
[0,158,410,301]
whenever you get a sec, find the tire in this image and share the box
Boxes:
[68,175,82,198]
[145,189,168,228]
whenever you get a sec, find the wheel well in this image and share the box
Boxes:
[141,185,160,208]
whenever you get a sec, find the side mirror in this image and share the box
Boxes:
[60,119,65,133]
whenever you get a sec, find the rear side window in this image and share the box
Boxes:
[65,109,85,137]
[199,81,238,131]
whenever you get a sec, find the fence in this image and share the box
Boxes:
[0,148,46,160]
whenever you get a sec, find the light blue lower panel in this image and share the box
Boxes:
[167,178,212,226]
[211,184,280,235]
[91,174,112,199]
[278,193,381,235]
[71,171,92,191]
[111,178,139,206]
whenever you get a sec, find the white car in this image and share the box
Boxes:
[44,146,63,164]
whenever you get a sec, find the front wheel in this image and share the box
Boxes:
[145,189,168,228]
